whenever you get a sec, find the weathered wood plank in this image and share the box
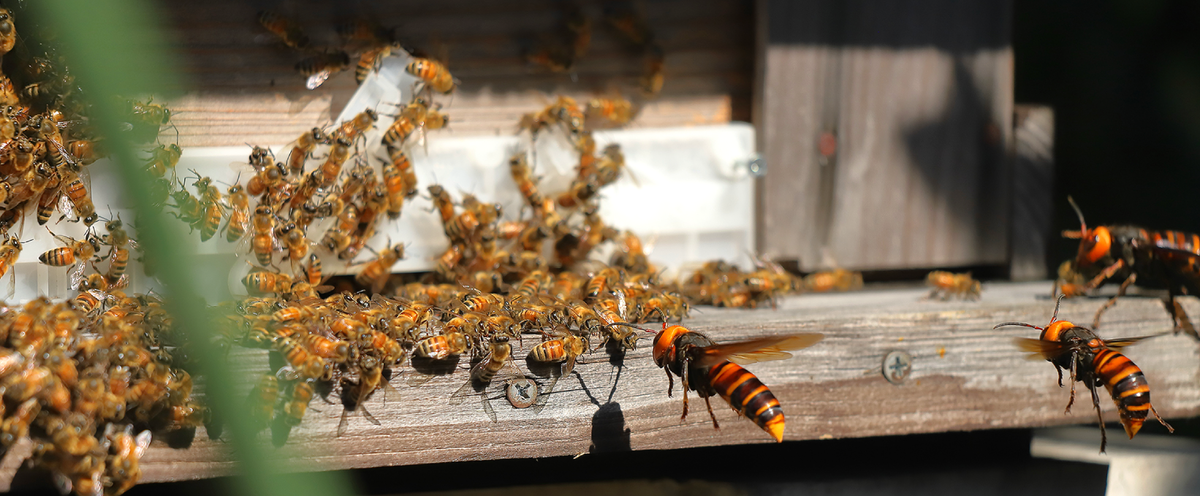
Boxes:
[16,281,1187,487]
[759,0,1014,271]
[1010,105,1056,281]
[152,0,755,148]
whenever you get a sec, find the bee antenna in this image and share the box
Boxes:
[1066,196,1088,236]
[992,322,1044,331]
[1051,294,1065,323]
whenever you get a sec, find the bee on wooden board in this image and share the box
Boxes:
[451,335,524,422]
[257,11,311,51]
[925,271,981,301]
[997,296,1173,453]
[406,57,456,94]
[296,51,351,90]
[1062,196,1200,337]
[642,323,823,442]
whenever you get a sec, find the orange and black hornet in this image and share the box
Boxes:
[641,323,823,442]
[996,297,1173,453]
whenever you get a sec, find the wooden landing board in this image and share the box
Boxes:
[156,0,754,148]
[5,281,1200,488]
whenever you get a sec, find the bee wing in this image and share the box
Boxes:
[306,70,334,90]
[68,262,87,290]
[50,139,83,173]
[133,429,152,458]
[1103,335,1161,351]
[1013,337,1071,361]
[695,333,825,367]
[57,193,78,222]
[1150,246,1200,290]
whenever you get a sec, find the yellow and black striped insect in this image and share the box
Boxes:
[997,297,1174,453]
[648,324,823,442]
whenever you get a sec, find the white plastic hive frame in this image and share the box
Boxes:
[9,54,758,303]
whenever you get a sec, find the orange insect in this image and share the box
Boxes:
[648,324,823,442]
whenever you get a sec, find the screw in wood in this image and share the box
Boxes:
[883,350,912,385]
[506,377,538,408]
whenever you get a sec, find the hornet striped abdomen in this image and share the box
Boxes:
[706,361,785,441]
[1092,347,1154,438]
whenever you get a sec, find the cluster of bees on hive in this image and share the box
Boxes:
[3,3,1156,494]
[0,8,215,496]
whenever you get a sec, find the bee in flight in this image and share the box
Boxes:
[643,323,823,442]
[997,296,1174,452]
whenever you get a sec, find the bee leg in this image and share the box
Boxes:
[1150,404,1174,432]
[1092,273,1136,329]
[1088,380,1106,454]
[702,395,719,430]
[679,365,691,421]
[1164,295,1198,340]
[664,368,674,397]
[1065,354,1078,414]
[1054,365,1064,388]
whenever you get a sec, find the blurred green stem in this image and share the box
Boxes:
[28,1,349,495]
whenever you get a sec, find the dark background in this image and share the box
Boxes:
[1015,0,1200,264]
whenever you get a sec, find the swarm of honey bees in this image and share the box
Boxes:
[0,7,822,494]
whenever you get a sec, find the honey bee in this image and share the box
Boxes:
[318,136,352,187]
[302,253,323,285]
[286,127,328,176]
[59,169,99,225]
[144,142,181,178]
[257,11,311,51]
[585,97,635,127]
[428,185,456,225]
[124,97,172,129]
[802,268,863,293]
[385,145,418,198]
[0,398,40,446]
[337,355,389,436]
[356,43,396,84]
[425,108,449,130]
[104,425,153,496]
[247,159,287,198]
[222,183,250,242]
[354,243,405,293]
[406,57,456,94]
[925,271,981,301]
[389,303,432,342]
[40,229,100,289]
[301,334,355,363]
[451,336,523,422]
[297,51,351,90]
[0,8,15,56]
[275,336,331,381]
[380,113,418,149]
[338,109,379,143]
[243,269,292,295]
[277,221,310,264]
[35,179,62,225]
[68,139,102,166]
[529,334,588,376]
[250,204,277,266]
[281,381,315,426]
[641,45,665,98]
[321,204,358,255]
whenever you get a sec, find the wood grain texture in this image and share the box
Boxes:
[0,281,1188,488]
[153,0,754,148]
[1010,104,1055,281]
[759,0,1014,271]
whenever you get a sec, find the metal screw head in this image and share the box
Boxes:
[746,155,766,176]
[883,350,912,384]
[506,377,538,408]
